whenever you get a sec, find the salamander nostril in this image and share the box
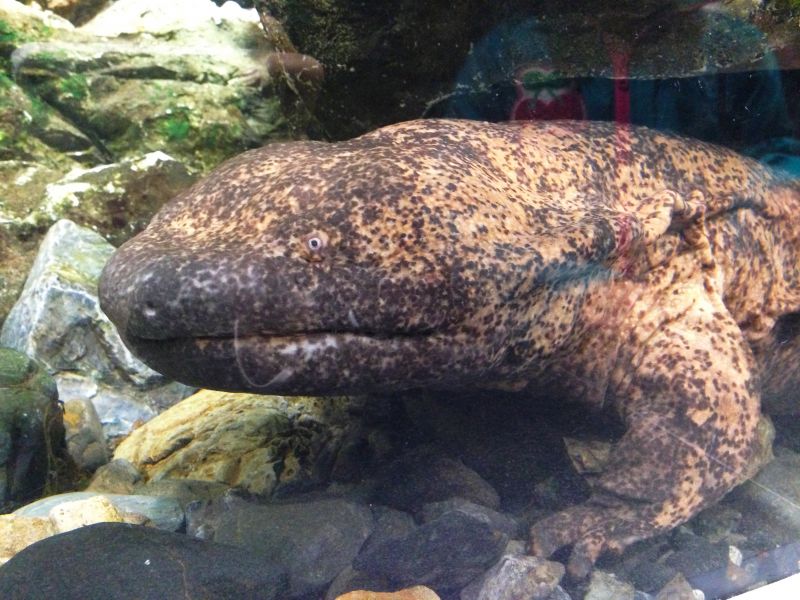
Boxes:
[142,302,158,320]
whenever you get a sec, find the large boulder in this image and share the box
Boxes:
[0,220,192,442]
[0,522,290,599]
[114,389,368,496]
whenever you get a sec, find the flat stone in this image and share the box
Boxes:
[48,494,125,532]
[0,522,289,599]
[15,491,183,531]
[188,494,374,597]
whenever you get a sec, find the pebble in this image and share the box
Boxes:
[654,574,699,600]
[460,554,565,600]
[336,587,441,600]
[63,397,109,471]
[585,570,636,600]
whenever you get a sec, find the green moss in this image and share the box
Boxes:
[0,19,18,44]
[57,74,89,101]
[27,95,51,127]
[159,110,191,141]
[35,49,70,63]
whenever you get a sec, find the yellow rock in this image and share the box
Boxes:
[0,515,55,565]
[336,586,441,600]
[113,389,351,494]
[48,494,125,533]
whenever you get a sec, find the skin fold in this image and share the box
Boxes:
[99,119,800,577]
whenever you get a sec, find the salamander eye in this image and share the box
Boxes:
[300,231,328,262]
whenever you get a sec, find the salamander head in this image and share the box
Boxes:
[99,120,620,394]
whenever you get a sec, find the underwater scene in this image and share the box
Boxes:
[2,1,800,599]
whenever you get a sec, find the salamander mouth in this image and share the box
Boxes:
[125,328,436,346]
[122,327,451,395]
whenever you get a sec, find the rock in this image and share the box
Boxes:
[325,566,395,600]
[655,574,698,600]
[0,522,290,599]
[585,571,635,600]
[421,498,520,538]
[691,504,743,544]
[663,530,729,579]
[0,514,54,565]
[5,152,196,244]
[400,392,564,512]
[187,493,374,597]
[336,587,441,600]
[0,225,39,330]
[47,494,126,532]
[0,76,97,213]
[548,588,573,600]
[731,447,800,541]
[563,437,612,475]
[1,492,154,565]
[354,502,508,590]
[359,507,417,556]
[41,0,108,26]
[373,446,501,515]
[132,478,230,511]
[0,347,65,506]
[0,220,193,440]
[614,539,679,594]
[114,389,362,495]
[16,491,184,531]
[0,0,76,36]
[63,397,109,471]
[460,554,565,600]
[11,0,304,174]
[82,0,263,42]
[86,458,141,494]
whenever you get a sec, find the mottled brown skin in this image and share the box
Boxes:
[99,119,800,577]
